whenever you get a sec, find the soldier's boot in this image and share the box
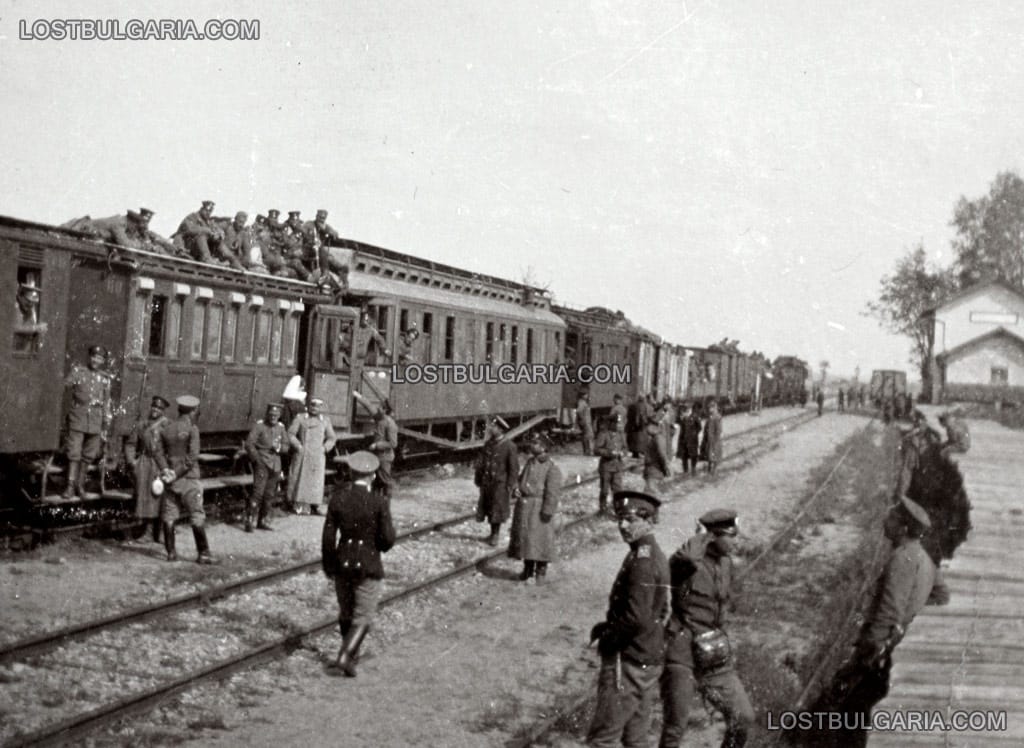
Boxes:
[62,462,80,499]
[193,526,217,564]
[256,502,273,531]
[151,518,162,544]
[518,560,535,581]
[598,494,608,516]
[534,562,548,585]
[244,501,254,533]
[336,624,369,678]
[163,523,177,561]
[76,461,90,497]
[487,523,501,547]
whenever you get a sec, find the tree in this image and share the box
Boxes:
[864,242,958,388]
[951,170,1024,288]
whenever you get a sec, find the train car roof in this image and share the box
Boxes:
[551,303,661,342]
[349,272,566,326]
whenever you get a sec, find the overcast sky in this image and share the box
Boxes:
[3,0,1023,379]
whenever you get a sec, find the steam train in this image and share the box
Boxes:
[0,214,808,501]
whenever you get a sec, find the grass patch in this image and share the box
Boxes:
[467,693,523,733]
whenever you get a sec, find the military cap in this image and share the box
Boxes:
[265,402,284,414]
[308,397,325,406]
[612,393,623,401]
[288,210,301,219]
[613,490,661,517]
[897,496,931,530]
[343,450,379,474]
[201,200,215,210]
[150,395,170,410]
[234,211,248,221]
[267,208,281,218]
[699,508,739,535]
[316,209,329,219]
[88,345,106,357]
[492,415,511,431]
[139,208,155,220]
[176,394,201,411]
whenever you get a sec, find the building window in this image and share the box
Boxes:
[992,367,1009,385]
[206,304,223,360]
[191,302,207,360]
[444,315,455,362]
[223,306,238,362]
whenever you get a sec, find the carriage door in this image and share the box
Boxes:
[308,305,358,432]
[352,301,394,424]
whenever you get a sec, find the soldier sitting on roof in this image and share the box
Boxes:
[62,208,177,255]
[172,200,244,270]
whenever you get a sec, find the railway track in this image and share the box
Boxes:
[0,409,815,748]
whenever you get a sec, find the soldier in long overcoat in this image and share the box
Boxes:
[643,415,671,492]
[676,402,702,474]
[123,395,170,542]
[701,400,723,475]
[287,397,338,515]
[509,436,562,584]
[474,416,519,546]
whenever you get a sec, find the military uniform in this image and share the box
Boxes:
[154,396,214,563]
[287,408,337,512]
[660,523,754,748]
[508,451,562,582]
[175,203,224,264]
[701,410,723,474]
[222,216,256,269]
[124,411,168,522]
[370,411,399,498]
[321,451,396,677]
[610,400,628,434]
[301,213,347,275]
[676,411,701,474]
[817,499,936,748]
[588,491,669,748]
[244,410,288,531]
[643,421,670,492]
[594,425,627,514]
[475,433,518,527]
[577,396,594,455]
[64,363,112,462]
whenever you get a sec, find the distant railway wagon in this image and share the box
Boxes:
[766,355,809,405]
[869,369,907,404]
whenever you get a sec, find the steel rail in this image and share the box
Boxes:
[3,411,815,748]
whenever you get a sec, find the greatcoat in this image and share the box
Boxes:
[287,412,338,507]
[509,455,562,562]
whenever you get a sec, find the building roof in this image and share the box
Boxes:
[924,278,1024,315]
[935,326,1024,363]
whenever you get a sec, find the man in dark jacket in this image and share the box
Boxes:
[243,403,288,532]
[587,491,669,747]
[643,413,671,492]
[660,509,753,748]
[594,415,628,516]
[322,451,396,677]
[676,401,701,474]
[474,416,518,546]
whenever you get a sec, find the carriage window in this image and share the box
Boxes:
[255,309,272,363]
[206,304,223,360]
[400,308,409,333]
[166,297,183,358]
[554,331,562,364]
[148,294,167,357]
[128,291,149,358]
[13,266,45,354]
[526,329,534,364]
[271,312,284,364]
[422,312,433,363]
[284,313,299,366]
[243,307,258,363]
[485,322,495,363]
[510,326,519,365]
[223,306,238,362]
[191,302,207,360]
[444,315,455,362]
[336,318,353,370]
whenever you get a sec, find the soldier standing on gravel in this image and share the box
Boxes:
[659,509,754,748]
[594,415,628,516]
[244,403,288,532]
[811,497,935,748]
[322,451,396,678]
[587,491,669,748]
[701,400,723,475]
[123,395,170,543]
[154,395,215,564]
[508,434,562,584]
[474,416,518,546]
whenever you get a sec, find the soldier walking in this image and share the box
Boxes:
[123,395,170,542]
[586,491,669,748]
[243,403,288,532]
[594,415,628,516]
[660,509,754,748]
[322,451,396,678]
[287,397,338,515]
[810,498,935,747]
[643,413,671,492]
[62,345,112,499]
[155,395,215,564]
[474,416,518,546]
[509,435,562,584]
[701,400,723,475]
[576,389,594,455]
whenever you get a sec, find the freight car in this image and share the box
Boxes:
[766,355,809,406]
